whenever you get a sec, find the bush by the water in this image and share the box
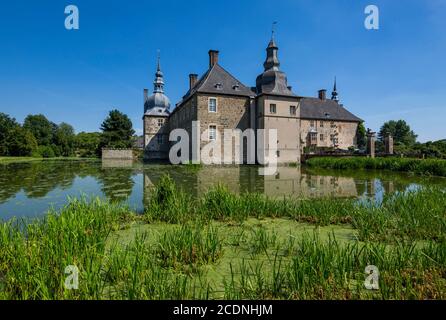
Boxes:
[306,157,446,177]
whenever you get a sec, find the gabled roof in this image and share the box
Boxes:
[300,97,362,122]
[177,64,255,106]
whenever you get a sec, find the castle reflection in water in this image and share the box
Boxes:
[142,165,403,204]
[1,160,442,219]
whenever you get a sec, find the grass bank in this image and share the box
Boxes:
[306,157,446,177]
[0,176,445,300]
[0,157,97,164]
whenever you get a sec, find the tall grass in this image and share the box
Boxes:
[155,223,222,270]
[146,175,446,242]
[0,198,132,299]
[0,176,445,300]
[306,157,446,177]
[224,233,446,300]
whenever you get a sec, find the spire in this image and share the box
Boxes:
[153,50,165,93]
[156,50,161,72]
[264,23,280,71]
[331,77,339,102]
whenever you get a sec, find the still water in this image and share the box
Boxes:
[1,159,445,220]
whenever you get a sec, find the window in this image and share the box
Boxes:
[209,98,217,113]
[310,120,315,128]
[320,134,324,141]
[157,135,164,145]
[331,121,336,128]
[290,106,296,116]
[320,121,324,128]
[270,104,277,114]
[158,119,164,127]
[209,125,217,141]
[310,133,317,145]
[276,151,281,158]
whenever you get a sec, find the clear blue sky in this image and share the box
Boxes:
[0,0,445,142]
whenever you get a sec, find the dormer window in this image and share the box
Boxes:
[233,83,240,91]
[215,83,223,90]
[325,112,331,119]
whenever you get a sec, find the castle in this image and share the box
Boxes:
[143,37,362,164]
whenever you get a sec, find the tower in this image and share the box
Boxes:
[143,53,171,161]
[331,77,339,102]
[255,29,301,164]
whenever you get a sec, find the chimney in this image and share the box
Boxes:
[318,89,327,100]
[144,89,148,102]
[189,74,198,90]
[209,50,219,68]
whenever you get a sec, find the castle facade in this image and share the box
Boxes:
[143,38,362,164]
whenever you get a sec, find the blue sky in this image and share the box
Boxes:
[0,0,445,142]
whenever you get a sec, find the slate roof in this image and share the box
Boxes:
[144,106,170,117]
[255,69,296,97]
[300,97,362,122]
[177,64,255,106]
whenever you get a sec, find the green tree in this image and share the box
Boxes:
[100,110,135,149]
[36,145,56,158]
[6,127,38,157]
[75,132,102,157]
[378,120,417,146]
[23,114,55,146]
[54,123,76,157]
[356,122,367,150]
[0,113,19,155]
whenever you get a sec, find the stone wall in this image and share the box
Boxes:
[143,115,169,160]
[300,119,358,151]
[257,95,301,164]
[102,149,134,160]
[197,94,251,163]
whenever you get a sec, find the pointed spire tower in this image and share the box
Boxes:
[256,23,295,96]
[264,22,280,71]
[153,51,165,94]
[331,77,339,102]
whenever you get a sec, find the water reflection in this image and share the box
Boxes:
[0,160,445,220]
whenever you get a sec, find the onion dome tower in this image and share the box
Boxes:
[144,54,171,116]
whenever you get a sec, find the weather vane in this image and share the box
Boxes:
[272,21,278,39]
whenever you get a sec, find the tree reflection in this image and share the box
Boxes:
[0,161,77,202]
[96,168,135,202]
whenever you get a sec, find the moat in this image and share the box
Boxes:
[1,159,445,220]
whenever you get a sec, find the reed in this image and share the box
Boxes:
[155,222,223,270]
[146,175,446,242]
[0,176,445,300]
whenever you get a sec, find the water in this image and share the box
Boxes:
[0,159,445,220]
